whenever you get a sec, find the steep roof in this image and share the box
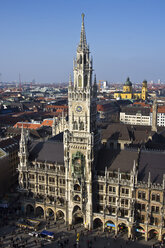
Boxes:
[102,123,131,141]
[96,148,138,172]
[138,150,165,184]
[29,139,64,164]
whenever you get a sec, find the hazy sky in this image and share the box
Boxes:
[0,0,165,83]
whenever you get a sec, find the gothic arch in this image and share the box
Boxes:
[73,195,81,202]
[36,206,44,217]
[93,218,103,229]
[46,207,55,217]
[73,205,81,214]
[26,204,34,215]
[56,210,65,221]
[105,220,115,227]
[78,75,82,87]
[73,121,78,130]
[104,207,110,215]
[72,205,83,224]
[134,225,145,238]
[118,223,128,233]
[83,93,86,100]
[84,75,88,87]
[80,122,84,130]
[74,184,81,191]
[80,55,82,64]
[84,54,86,64]
[148,229,158,240]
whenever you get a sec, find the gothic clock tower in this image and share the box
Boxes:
[64,13,98,229]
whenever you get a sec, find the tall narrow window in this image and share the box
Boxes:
[78,75,82,87]
[84,75,88,88]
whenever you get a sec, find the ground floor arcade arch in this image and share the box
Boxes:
[26,204,34,216]
[93,218,103,229]
[148,229,158,240]
[56,210,65,222]
[35,206,44,218]
[105,220,115,233]
[72,205,83,225]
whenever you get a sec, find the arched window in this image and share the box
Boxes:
[84,75,88,88]
[78,75,82,87]
[73,121,78,130]
[80,55,82,64]
[73,195,81,202]
[84,54,86,64]
[80,122,84,130]
[74,184,80,191]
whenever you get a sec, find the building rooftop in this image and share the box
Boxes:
[29,139,64,164]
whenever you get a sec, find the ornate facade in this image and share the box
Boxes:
[18,14,165,241]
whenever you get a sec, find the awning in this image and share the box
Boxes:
[40,230,55,237]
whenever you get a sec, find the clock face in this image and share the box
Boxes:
[76,105,82,113]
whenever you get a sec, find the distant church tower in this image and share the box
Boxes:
[141,80,148,101]
[64,13,98,229]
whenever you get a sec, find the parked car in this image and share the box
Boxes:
[28,231,39,237]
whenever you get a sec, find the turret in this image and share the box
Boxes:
[93,74,97,99]
[18,125,29,168]
[52,116,56,136]
[152,98,157,132]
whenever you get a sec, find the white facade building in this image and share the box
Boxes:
[120,106,165,127]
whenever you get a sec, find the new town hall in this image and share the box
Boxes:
[18,14,165,241]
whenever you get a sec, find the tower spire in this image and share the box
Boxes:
[69,73,72,87]
[79,13,87,49]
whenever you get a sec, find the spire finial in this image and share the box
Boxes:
[79,13,87,49]
[21,123,25,142]
[82,13,85,22]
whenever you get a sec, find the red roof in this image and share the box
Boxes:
[41,119,53,127]
[14,122,41,129]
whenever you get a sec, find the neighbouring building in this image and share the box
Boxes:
[120,101,165,127]
[114,78,148,101]
[0,136,20,196]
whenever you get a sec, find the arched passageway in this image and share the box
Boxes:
[73,212,83,224]
[105,220,115,233]
[93,218,103,229]
[56,210,65,222]
[26,204,34,216]
[36,206,44,218]
[134,226,145,239]
[148,229,158,240]
[118,223,128,236]
[47,208,54,218]
[73,205,81,214]
[72,205,83,224]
